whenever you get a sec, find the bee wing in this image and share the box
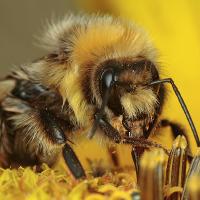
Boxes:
[0,78,31,114]
[0,79,16,102]
[0,79,15,167]
[0,118,9,167]
[1,97,31,114]
[0,78,15,140]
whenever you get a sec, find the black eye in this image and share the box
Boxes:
[99,67,123,116]
[101,69,115,88]
[100,68,119,96]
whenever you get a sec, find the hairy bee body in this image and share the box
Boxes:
[0,14,166,169]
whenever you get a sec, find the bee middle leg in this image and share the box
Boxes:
[62,143,86,179]
[160,119,193,162]
[39,110,86,179]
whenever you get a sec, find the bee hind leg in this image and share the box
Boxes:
[160,119,186,139]
[160,119,193,162]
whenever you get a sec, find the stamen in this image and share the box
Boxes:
[165,135,188,199]
[139,149,165,200]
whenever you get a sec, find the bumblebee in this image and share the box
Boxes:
[0,14,199,179]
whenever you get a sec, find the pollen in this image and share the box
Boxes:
[0,136,199,200]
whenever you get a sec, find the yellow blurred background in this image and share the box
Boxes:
[1,0,200,168]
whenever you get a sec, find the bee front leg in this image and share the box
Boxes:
[97,116,121,167]
[97,115,121,143]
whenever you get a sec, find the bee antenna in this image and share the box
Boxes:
[148,78,200,147]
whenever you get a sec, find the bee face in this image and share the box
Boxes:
[94,58,161,138]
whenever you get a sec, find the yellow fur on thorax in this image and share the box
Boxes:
[69,21,156,66]
[70,23,124,65]
[59,23,125,126]
[56,15,157,126]
[59,64,93,126]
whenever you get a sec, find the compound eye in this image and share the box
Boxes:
[101,69,117,88]
[100,69,119,97]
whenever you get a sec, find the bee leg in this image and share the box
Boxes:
[97,117,120,166]
[160,119,193,162]
[160,119,187,140]
[63,143,86,179]
[131,147,144,182]
[97,116,121,143]
[39,110,67,144]
[40,111,86,179]
[108,145,119,167]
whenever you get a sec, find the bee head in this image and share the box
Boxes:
[93,58,162,137]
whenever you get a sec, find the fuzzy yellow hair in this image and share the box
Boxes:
[37,14,158,126]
